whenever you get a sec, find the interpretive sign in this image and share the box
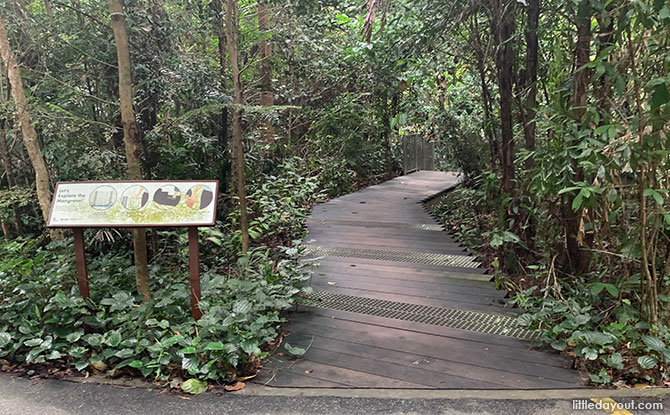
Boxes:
[47,180,218,228]
[46,180,219,321]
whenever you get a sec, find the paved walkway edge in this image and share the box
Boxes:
[25,374,669,400]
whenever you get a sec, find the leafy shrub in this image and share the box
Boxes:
[0,239,309,382]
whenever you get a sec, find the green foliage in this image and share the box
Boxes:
[0,237,310,382]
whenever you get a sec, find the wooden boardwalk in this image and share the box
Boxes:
[256,171,586,389]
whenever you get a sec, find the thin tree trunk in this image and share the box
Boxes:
[225,0,250,254]
[470,15,499,171]
[492,0,516,195]
[108,0,151,302]
[0,13,62,240]
[563,0,592,273]
[211,0,229,188]
[257,0,275,145]
[522,0,538,166]
[627,27,657,325]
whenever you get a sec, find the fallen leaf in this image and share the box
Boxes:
[327,282,336,285]
[304,370,313,374]
[237,374,257,381]
[182,378,208,394]
[84,372,89,379]
[224,381,246,392]
[179,397,191,400]
[277,352,287,357]
[633,383,650,389]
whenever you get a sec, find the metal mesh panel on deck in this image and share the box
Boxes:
[307,218,445,231]
[304,245,481,268]
[304,291,539,340]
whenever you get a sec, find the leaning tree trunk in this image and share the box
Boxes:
[257,0,275,146]
[225,0,250,254]
[0,13,62,240]
[108,0,151,302]
[362,0,380,43]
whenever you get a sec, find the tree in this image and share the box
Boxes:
[0,12,61,240]
[211,0,230,186]
[491,0,516,195]
[562,0,592,273]
[225,0,250,254]
[257,0,275,145]
[108,0,151,301]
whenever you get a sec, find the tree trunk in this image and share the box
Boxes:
[0,13,62,240]
[225,0,250,254]
[211,0,229,188]
[362,0,380,43]
[521,0,538,166]
[257,0,275,145]
[492,0,516,195]
[563,0,592,273]
[108,0,151,302]
[517,0,539,248]
[470,15,499,171]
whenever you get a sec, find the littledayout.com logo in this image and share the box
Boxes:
[573,398,663,412]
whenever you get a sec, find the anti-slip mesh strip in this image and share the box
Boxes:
[305,291,539,341]
[307,218,445,232]
[304,245,481,268]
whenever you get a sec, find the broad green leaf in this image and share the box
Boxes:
[572,192,583,211]
[24,338,43,347]
[241,339,261,355]
[0,332,11,348]
[181,378,208,394]
[114,348,135,359]
[641,335,666,352]
[84,334,103,347]
[233,300,252,314]
[651,83,670,108]
[106,331,122,347]
[66,330,84,343]
[204,342,225,351]
[284,343,306,357]
[607,352,623,369]
[638,355,658,369]
[551,339,567,351]
[516,314,533,327]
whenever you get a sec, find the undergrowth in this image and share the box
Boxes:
[430,178,670,388]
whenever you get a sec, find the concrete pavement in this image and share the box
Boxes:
[1,373,669,415]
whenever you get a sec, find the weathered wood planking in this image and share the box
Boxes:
[257,171,586,389]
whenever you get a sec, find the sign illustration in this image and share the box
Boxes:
[47,181,218,227]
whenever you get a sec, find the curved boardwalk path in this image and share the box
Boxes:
[257,171,586,389]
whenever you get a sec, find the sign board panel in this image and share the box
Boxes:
[47,181,218,228]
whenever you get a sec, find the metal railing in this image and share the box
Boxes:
[402,135,435,174]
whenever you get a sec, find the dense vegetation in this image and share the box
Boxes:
[0,0,669,389]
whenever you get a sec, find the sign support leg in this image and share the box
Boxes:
[188,226,202,320]
[72,227,90,299]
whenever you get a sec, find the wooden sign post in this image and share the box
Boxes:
[47,180,218,320]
